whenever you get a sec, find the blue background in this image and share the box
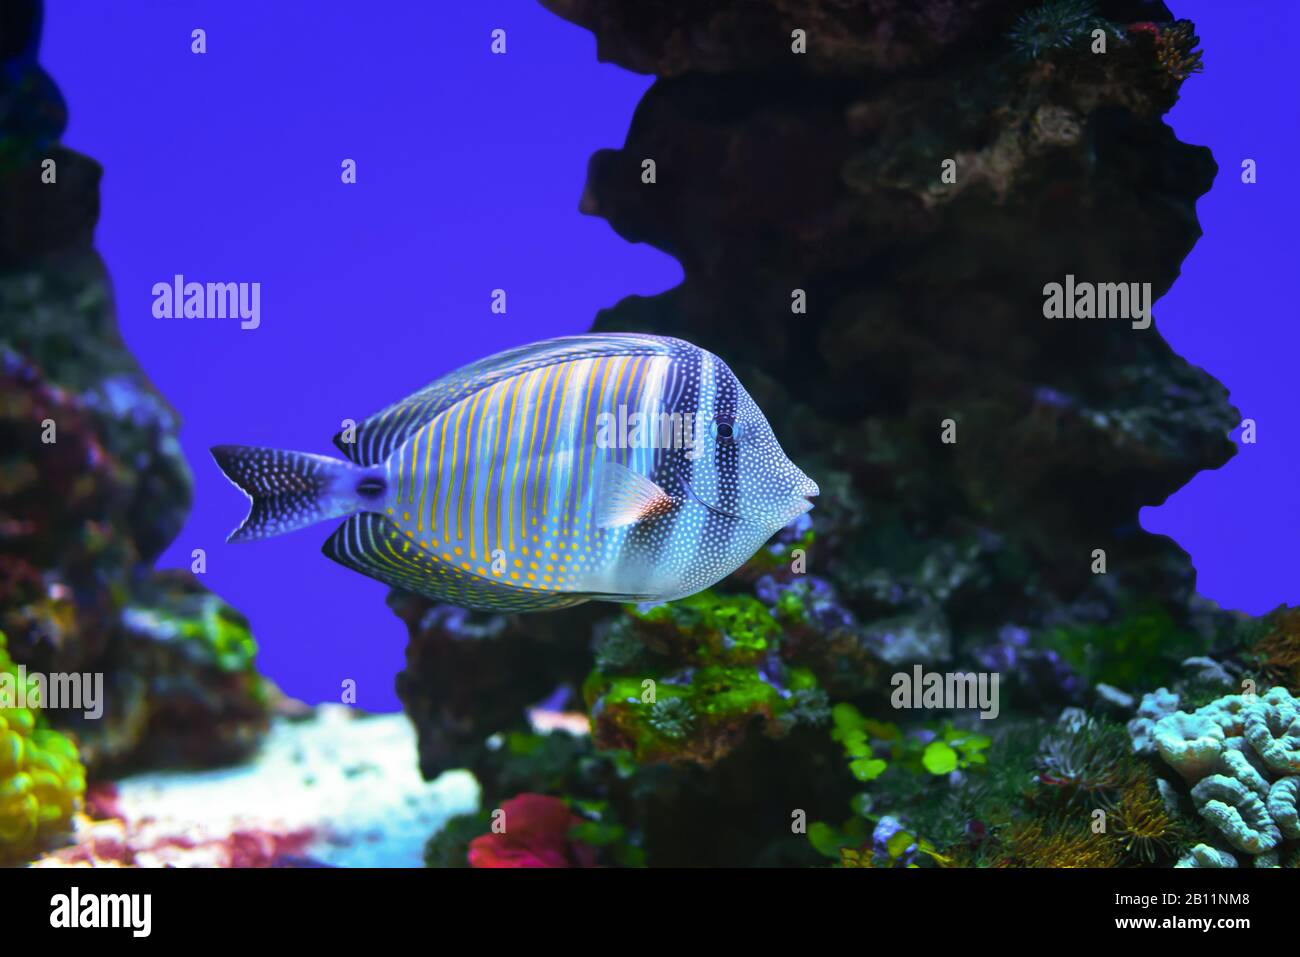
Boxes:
[40,2,1296,710]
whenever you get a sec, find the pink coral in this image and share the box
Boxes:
[468,793,597,868]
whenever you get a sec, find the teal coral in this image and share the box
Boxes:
[1150,687,1300,863]
[1127,687,1179,756]
[1268,777,1300,839]
[1243,692,1300,775]
[1175,844,1237,869]
[1153,711,1224,782]
[0,631,85,864]
[1195,694,1251,737]
[1189,774,1280,855]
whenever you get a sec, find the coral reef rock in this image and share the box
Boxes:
[0,0,273,833]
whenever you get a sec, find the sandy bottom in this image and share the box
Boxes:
[34,705,479,868]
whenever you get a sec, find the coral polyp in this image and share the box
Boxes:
[0,631,85,864]
[1006,0,1112,62]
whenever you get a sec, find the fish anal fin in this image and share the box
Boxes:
[322,513,586,612]
[594,460,678,529]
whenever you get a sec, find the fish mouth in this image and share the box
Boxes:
[798,478,819,511]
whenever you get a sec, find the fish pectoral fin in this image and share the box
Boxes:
[322,513,586,612]
[593,460,677,528]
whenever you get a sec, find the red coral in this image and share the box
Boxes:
[468,793,597,868]
[1126,22,1162,39]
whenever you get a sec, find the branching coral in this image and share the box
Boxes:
[0,631,86,864]
[1154,21,1204,82]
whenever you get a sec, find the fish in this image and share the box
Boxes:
[210,333,818,612]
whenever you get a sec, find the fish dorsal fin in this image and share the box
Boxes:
[594,460,678,528]
[322,513,588,612]
[334,333,678,466]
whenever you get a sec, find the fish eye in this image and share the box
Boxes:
[711,415,739,444]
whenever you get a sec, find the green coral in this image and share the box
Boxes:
[629,592,779,667]
[583,589,827,766]
[586,665,798,766]
[0,631,86,864]
[122,592,259,674]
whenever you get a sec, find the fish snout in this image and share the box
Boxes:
[793,471,819,508]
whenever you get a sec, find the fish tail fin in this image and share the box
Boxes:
[210,445,380,543]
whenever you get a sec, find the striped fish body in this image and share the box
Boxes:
[213,334,818,612]
[383,351,674,602]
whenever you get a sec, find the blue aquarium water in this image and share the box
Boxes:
[42,0,680,709]
[7,0,1300,882]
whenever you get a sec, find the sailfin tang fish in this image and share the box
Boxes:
[212,333,818,612]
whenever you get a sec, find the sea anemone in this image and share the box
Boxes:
[647,697,696,740]
[1007,0,1114,62]
[1106,772,1186,863]
[1037,716,1133,802]
[1004,818,1121,868]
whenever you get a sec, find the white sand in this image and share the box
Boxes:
[96,705,478,867]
